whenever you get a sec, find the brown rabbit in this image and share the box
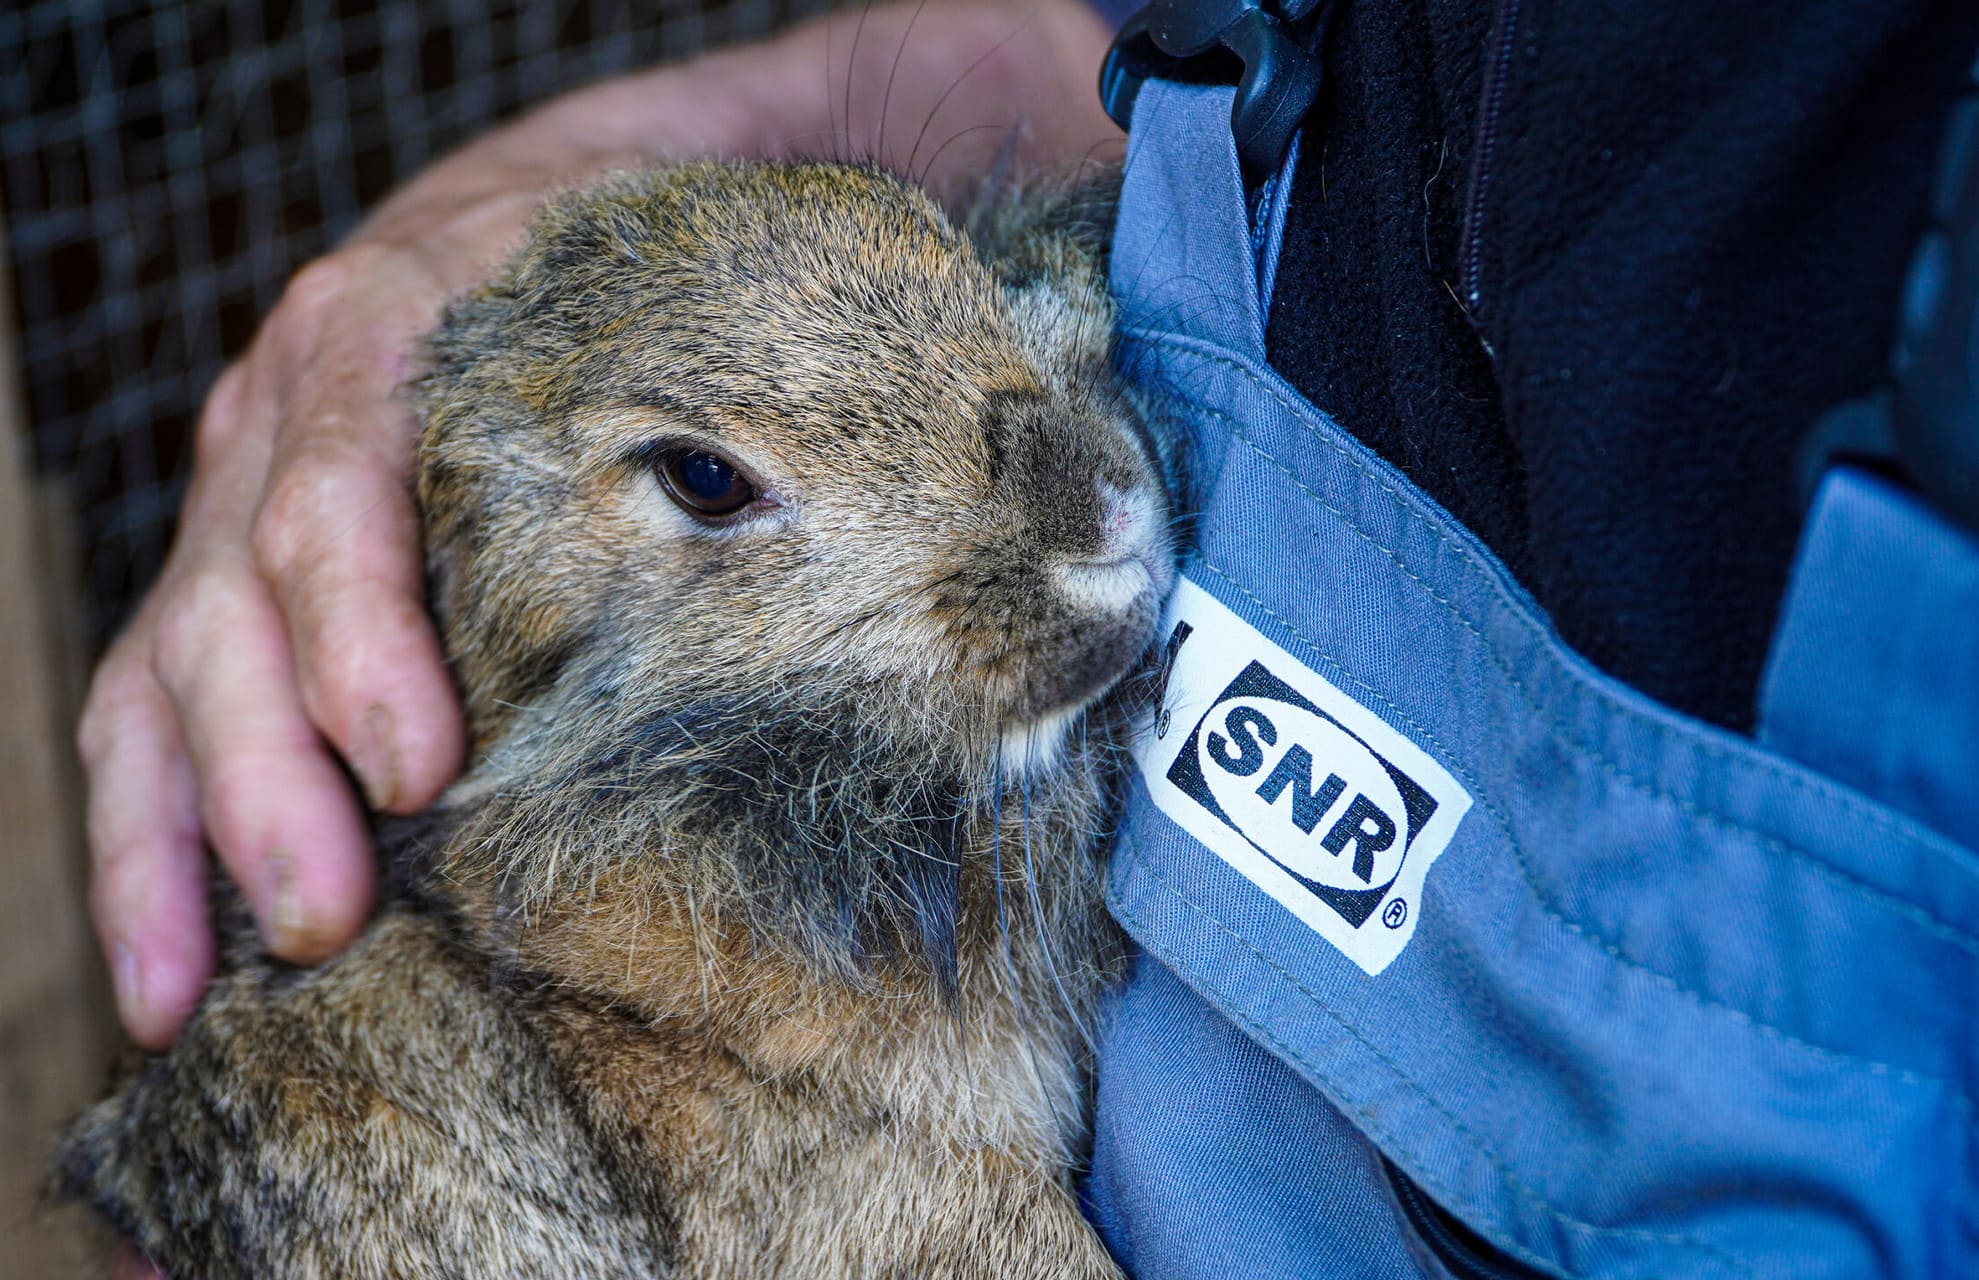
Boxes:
[54,160,1173,1279]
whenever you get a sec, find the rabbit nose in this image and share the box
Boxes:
[1053,482,1168,612]
[1097,482,1154,559]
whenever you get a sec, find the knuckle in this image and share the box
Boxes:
[191,364,252,468]
[277,252,364,324]
[252,448,412,602]
[76,666,133,769]
[249,461,339,583]
[78,628,166,769]
[261,246,392,372]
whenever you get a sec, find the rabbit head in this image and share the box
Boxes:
[412,162,1168,986]
[417,162,1169,782]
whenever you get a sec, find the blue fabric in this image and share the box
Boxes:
[1092,81,1979,1279]
[1759,467,1979,854]
[1087,955,1432,1278]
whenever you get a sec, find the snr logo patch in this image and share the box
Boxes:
[1135,579,1472,974]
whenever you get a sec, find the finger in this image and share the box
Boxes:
[248,256,465,815]
[77,652,215,1050]
[151,565,376,965]
[252,429,463,814]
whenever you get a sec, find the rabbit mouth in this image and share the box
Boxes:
[989,587,1168,782]
[1054,550,1164,612]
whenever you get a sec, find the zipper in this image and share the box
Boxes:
[1459,0,1523,310]
[1385,1159,1550,1280]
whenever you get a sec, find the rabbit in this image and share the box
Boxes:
[53,158,1175,1280]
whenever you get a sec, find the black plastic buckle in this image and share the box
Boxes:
[1099,0,1329,187]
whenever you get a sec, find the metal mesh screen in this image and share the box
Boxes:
[4,0,836,645]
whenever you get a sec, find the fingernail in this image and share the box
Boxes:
[112,940,144,1024]
[263,848,317,962]
[266,849,340,964]
[271,849,304,940]
[356,703,401,811]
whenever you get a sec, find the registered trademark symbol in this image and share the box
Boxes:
[1155,708,1172,739]
[1381,898,1408,929]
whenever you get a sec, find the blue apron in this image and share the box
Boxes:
[1087,81,1979,1279]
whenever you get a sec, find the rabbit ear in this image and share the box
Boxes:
[964,165,1122,289]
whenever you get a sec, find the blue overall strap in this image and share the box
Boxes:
[1759,468,1979,852]
[1090,79,1979,1279]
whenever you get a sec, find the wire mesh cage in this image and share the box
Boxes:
[3,0,837,645]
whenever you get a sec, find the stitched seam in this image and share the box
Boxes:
[1127,327,1971,855]
[1124,333,1979,959]
[1191,556,1976,1116]
[1216,410,1979,959]
[1121,327,1979,868]
[1111,835,1760,1278]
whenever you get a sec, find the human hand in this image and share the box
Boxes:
[79,0,1119,1051]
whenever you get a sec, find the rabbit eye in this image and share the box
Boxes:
[656,448,758,519]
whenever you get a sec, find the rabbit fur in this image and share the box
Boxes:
[55,160,1175,1280]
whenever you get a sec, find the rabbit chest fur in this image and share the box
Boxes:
[55,162,1176,1280]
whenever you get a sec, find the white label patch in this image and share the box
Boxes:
[1135,578,1472,975]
